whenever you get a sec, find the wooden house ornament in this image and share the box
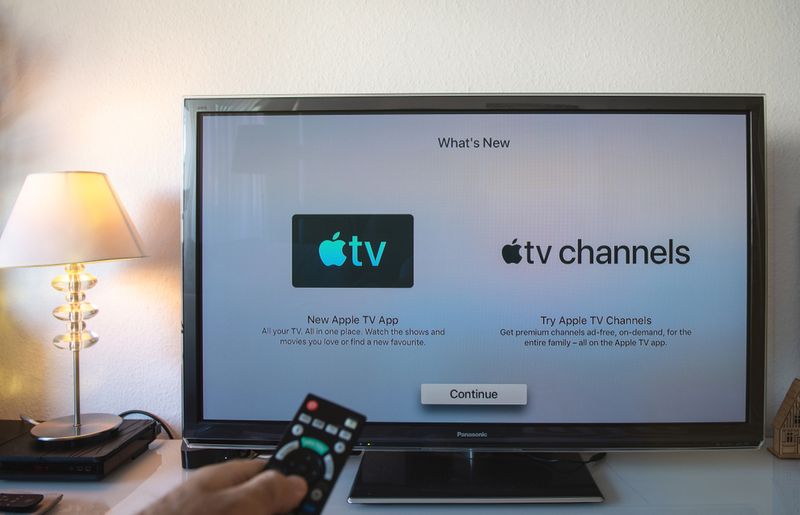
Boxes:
[769,378,800,458]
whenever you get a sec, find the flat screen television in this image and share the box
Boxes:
[182,95,765,502]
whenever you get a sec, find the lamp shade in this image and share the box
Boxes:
[0,171,145,267]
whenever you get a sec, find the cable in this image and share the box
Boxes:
[119,410,175,439]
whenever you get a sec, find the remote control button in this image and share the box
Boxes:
[323,454,335,481]
[275,440,300,460]
[312,418,325,429]
[310,481,329,497]
[298,413,312,424]
[301,436,330,455]
[339,429,352,441]
[270,461,291,476]
[325,424,339,435]
[291,424,304,436]
[310,488,324,501]
[285,448,324,485]
[300,502,317,513]
[306,400,319,411]
[344,417,358,429]
[334,441,346,454]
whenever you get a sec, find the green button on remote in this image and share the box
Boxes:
[301,436,329,456]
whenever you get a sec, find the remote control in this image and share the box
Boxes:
[0,493,43,512]
[265,394,366,515]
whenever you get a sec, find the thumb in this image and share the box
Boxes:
[230,469,308,514]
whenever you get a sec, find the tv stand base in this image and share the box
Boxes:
[348,450,604,504]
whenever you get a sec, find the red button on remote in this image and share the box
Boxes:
[306,400,319,411]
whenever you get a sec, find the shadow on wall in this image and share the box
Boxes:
[0,9,52,186]
[765,132,800,435]
[137,193,181,275]
[0,275,51,420]
[0,11,56,421]
[0,13,46,132]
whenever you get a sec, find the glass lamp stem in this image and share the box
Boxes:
[72,349,81,428]
[51,263,99,426]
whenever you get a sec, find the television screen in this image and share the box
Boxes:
[183,96,765,450]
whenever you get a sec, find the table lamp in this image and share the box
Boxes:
[0,171,145,441]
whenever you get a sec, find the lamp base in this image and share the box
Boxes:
[30,413,123,442]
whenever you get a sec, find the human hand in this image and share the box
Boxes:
[140,458,308,515]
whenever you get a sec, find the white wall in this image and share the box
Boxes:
[0,0,798,435]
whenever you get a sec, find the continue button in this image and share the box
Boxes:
[421,384,527,405]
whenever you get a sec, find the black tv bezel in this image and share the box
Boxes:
[182,95,766,450]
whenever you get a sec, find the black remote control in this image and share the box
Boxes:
[0,493,44,512]
[265,394,366,515]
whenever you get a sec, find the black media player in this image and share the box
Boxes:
[0,419,157,481]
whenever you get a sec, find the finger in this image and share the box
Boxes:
[191,459,267,489]
[229,469,308,514]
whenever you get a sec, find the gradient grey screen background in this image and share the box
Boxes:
[201,112,748,424]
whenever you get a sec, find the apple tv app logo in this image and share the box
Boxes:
[502,238,523,264]
[293,214,413,288]
[318,231,387,268]
[319,232,348,267]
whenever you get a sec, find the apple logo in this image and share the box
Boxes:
[502,238,523,264]
[319,231,347,266]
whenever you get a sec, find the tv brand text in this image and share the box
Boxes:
[456,431,489,438]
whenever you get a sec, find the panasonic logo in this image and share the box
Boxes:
[456,431,488,438]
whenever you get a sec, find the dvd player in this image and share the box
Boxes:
[0,419,157,481]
